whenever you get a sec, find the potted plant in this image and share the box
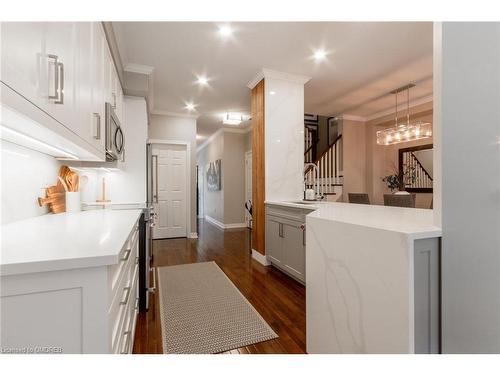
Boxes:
[382,164,416,193]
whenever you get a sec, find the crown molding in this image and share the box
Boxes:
[365,94,433,122]
[150,109,199,119]
[124,63,155,75]
[247,68,311,89]
[339,114,367,122]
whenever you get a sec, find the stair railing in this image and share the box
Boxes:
[304,134,343,196]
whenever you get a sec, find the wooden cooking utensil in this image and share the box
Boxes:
[58,165,71,180]
[69,172,79,192]
[58,176,69,192]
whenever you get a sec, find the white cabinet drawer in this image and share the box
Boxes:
[108,220,139,297]
[114,265,139,354]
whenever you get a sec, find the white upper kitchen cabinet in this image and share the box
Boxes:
[0,22,125,161]
[1,22,46,110]
[43,22,77,128]
[75,22,106,152]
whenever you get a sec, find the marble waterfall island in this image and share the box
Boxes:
[305,202,441,354]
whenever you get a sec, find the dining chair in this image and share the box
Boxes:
[348,193,370,205]
[383,193,416,208]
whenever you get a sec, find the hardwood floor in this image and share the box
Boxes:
[132,219,306,354]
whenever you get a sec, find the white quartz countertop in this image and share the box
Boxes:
[1,209,143,276]
[265,200,328,210]
[307,201,442,239]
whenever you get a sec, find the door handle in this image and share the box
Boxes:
[148,267,157,293]
[152,155,159,203]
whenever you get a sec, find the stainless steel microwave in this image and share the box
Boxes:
[105,102,124,161]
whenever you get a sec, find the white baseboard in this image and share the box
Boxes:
[204,215,225,230]
[188,232,198,239]
[252,249,271,266]
[224,222,247,229]
[204,215,247,230]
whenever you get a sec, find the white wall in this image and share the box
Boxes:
[342,119,366,202]
[196,130,224,223]
[1,140,61,224]
[265,77,306,201]
[436,22,500,353]
[149,114,197,234]
[196,129,248,226]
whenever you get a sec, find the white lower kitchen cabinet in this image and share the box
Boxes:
[265,203,314,284]
[0,210,141,354]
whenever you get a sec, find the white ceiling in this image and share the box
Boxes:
[112,22,433,143]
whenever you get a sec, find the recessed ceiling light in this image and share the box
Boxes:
[185,102,196,111]
[196,76,209,86]
[313,49,328,61]
[269,91,276,95]
[218,25,233,37]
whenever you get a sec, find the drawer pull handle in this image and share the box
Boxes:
[120,286,131,305]
[135,297,139,311]
[120,331,131,354]
[121,249,131,262]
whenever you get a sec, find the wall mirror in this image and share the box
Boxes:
[398,144,433,192]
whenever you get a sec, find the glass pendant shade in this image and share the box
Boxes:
[377,83,432,146]
[376,121,432,145]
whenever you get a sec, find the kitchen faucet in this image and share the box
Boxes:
[303,163,323,200]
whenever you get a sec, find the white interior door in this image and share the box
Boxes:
[245,151,252,227]
[152,144,187,239]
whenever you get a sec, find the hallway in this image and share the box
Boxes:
[133,219,306,354]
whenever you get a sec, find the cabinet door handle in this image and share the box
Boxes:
[47,54,59,101]
[93,113,101,139]
[120,286,131,305]
[112,92,117,109]
[279,223,283,238]
[56,61,64,104]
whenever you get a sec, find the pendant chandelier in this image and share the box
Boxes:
[376,83,432,145]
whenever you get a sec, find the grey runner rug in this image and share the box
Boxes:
[157,261,278,354]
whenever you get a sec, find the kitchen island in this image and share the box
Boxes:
[305,202,441,354]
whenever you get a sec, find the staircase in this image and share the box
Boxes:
[304,133,343,199]
[403,152,433,190]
